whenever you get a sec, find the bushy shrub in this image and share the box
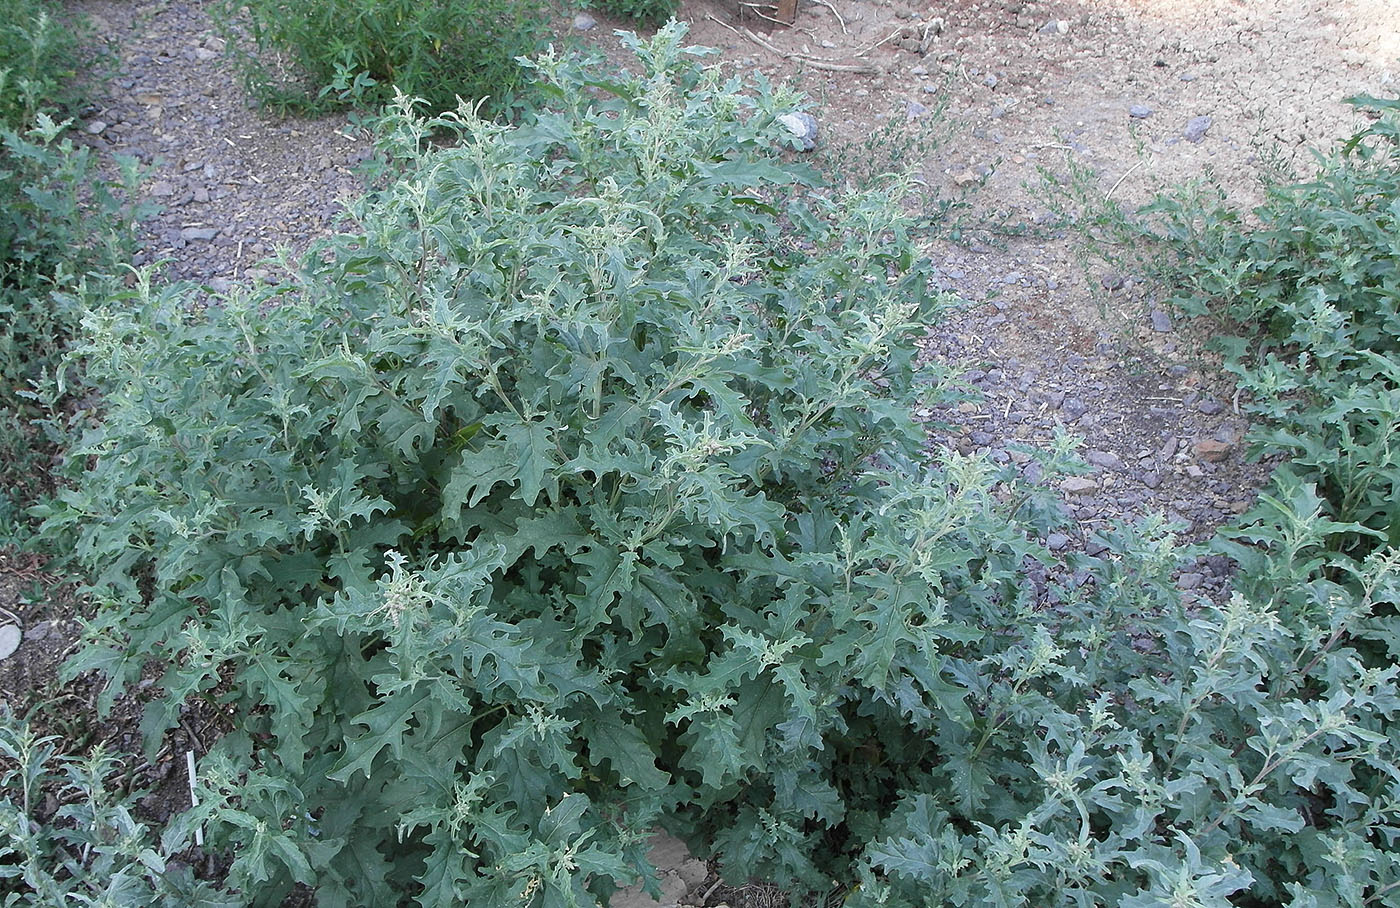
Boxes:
[215,0,549,115]
[47,29,1400,908]
[0,0,89,131]
[582,0,680,27]
[0,710,237,906]
[0,0,141,541]
[1150,95,1400,559]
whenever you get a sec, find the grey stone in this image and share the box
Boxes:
[906,100,929,119]
[25,621,51,642]
[675,858,708,890]
[778,112,819,151]
[1039,19,1069,35]
[983,74,999,88]
[1178,572,1204,590]
[1061,477,1099,495]
[1142,470,1162,489]
[1184,115,1213,143]
[1046,532,1070,551]
[573,12,597,29]
[180,226,219,241]
[1150,308,1172,332]
[1198,398,1224,415]
[86,120,108,135]
[1085,450,1124,470]
[611,874,686,908]
[0,625,19,661]
[1100,271,1125,291]
[1129,104,1153,119]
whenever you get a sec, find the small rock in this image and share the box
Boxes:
[1046,532,1070,551]
[573,12,597,29]
[85,120,108,135]
[1061,397,1088,420]
[675,859,708,890]
[1178,572,1204,590]
[911,64,928,76]
[1061,477,1099,496]
[180,226,219,241]
[1198,398,1224,415]
[1085,450,1124,470]
[1129,104,1153,119]
[906,100,929,119]
[149,180,175,197]
[778,112,819,151]
[1150,308,1172,332]
[1100,271,1125,291]
[982,74,999,88]
[1039,19,1069,35]
[1141,470,1162,489]
[1183,115,1213,143]
[25,621,51,642]
[952,168,980,187]
[0,624,20,661]
[1193,438,1233,462]
[194,47,218,61]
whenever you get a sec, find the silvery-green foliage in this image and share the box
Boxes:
[0,710,237,906]
[43,27,1400,908]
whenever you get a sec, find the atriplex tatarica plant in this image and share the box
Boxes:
[34,26,1400,908]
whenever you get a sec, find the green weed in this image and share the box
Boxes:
[214,0,551,116]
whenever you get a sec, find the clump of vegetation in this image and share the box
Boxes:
[0,710,237,905]
[0,2,141,541]
[215,0,550,115]
[1151,95,1400,563]
[581,0,680,26]
[0,0,89,130]
[37,25,1400,908]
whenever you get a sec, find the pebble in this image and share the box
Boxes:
[1046,532,1070,551]
[1198,398,1224,415]
[778,112,819,151]
[952,168,980,187]
[1178,572,1204,590]
[1100,271,1125,291]
[1039,19,1070,35]
[1061,477,1099,495]
[0,624,20,660]
[573,12,597,29]
[1142,471,1162,489]
[1129,105,1153,119]
[1150,309,1171,332]
[1184,115,1213,143]
[180,226,219,241]
[25,621,51,642]
[86,120,108,135]
[1085,450,1124,470]
[1193,438,1233,462]
[907,100,929,119]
